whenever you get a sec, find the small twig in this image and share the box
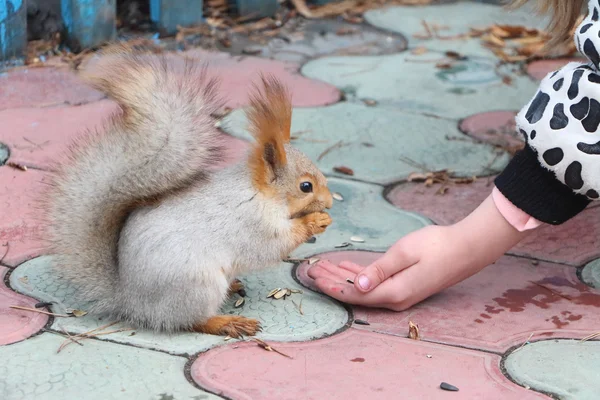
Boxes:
[9,305,71,317]
[6,161,28,171]
[292,299,304,316]
[512,332,534,353]
[580,331,600,343]
[60,327,84,347]
[317,140,345,161]
[57,322,123,353]
[252,338,293,359]
[530,281,573,301]
[79,328,134,337]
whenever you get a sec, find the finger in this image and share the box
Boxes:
[354,246,419,293]
[307,264,343,283]
[338,261,364,275]
[314,277,396,307]
[315,260,357,281]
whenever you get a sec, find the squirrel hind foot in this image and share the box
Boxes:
[193,315,262,338]
[227,279,246,297]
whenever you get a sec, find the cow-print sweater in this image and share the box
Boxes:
[495,0,600,225]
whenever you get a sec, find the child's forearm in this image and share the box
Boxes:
[456,194,533,266]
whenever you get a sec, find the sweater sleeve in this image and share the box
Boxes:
[494,0,600,225]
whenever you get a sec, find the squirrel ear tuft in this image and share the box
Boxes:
[247,75,292,189]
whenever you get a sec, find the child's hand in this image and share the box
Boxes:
[308,195,531,311]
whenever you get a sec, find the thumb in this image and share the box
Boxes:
[354,246,417,292]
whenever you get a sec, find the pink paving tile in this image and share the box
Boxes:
[0,101,249,171]
[0,66,105,110]
[386,181,600,266]
[297,251,600,353]
[191,329,546,400]
[0,168,49,266]
[459,110,523,154]
[526,57,587,81]
[0,100,118,169]
[178,49,341,108]
[0,267,48,345]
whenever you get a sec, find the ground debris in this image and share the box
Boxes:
[252,338,293,359]
[408,320,420,340]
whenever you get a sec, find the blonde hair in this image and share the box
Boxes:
[509,0,587,48]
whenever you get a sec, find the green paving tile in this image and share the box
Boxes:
[10,257,349,354]
[300,52,540,120]
[364,2,548,57]
[221,103,509,185]
[504,339,600,400]
[0,333,216,400]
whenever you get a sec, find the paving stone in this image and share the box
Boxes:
[581,258,600,289]
[222,102,509,185]
[460,110,523,153]
[526,58,587,81]
[290,178,430,259]
[504,339,600,400]
[297,251,600,353]
[387,180,600,266]
[364,2,547,58]
[0,101,118,169]
[301,52,540,120]
[0,333,216,400]
[190,328,546,400]
[10,256,348,355]
[0,101,250,171]
[0,267,48,346]
[0,66,105,111]
[0,168,49,266]
[0,143,9,165]
[227,19,408,64]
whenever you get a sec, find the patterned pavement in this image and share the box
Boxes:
[1,1,599,399]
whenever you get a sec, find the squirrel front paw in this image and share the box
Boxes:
[303,211,332,235]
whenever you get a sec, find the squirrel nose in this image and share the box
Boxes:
[322,190,333,209]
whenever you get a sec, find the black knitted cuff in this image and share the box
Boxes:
[494,146,590,225]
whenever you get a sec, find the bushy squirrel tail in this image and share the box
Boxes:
[43,45,223,310]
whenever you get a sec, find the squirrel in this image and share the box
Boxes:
[42,45,334,338]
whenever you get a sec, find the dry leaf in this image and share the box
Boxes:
[70,309,88,318]
[408,321,420,340]
[333,166,354,176]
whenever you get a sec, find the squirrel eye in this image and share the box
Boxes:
[300,181,313,193]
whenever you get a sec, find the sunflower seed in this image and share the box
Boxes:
[306,236,317,244]
[234,298,245,308]
[70,309,88,318]
[346,278,354,284]
[333,192,344,201]
[274,289,287,299]
[350,236,365,243]
[286,289,292,296]
[308,257,320,265]
[426,354,432,359]
[335,242,351,248]
[290,289,303,294]
[440,382,459,392]
[224,336,233,341]
[34,302,53,309]
[267,288,282,298]
[354,319,370,326]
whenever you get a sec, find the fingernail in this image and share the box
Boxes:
[358,275,370,290]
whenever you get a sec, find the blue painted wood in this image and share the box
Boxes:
[0,0,27,61]
[149,0,203,36]
[232,0,278,19]
[61,0,116,52]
